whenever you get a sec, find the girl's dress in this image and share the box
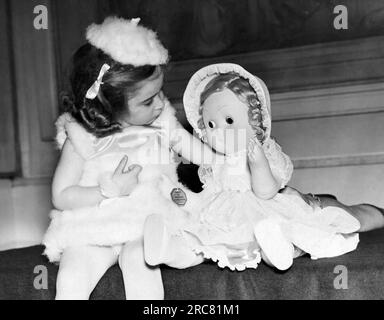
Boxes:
[43,100,190,262]
[179,138,360,271]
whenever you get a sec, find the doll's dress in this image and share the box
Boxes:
[43,102,189,263]
[180,139,360,271]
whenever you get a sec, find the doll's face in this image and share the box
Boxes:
[201,89,254,155]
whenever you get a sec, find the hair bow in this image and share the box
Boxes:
[85,63,111,100]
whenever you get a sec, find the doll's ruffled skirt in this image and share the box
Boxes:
[181,191,360,271]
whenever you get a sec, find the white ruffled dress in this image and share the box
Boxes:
[179,139,360,271]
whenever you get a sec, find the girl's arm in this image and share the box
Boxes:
[52,140,142,211]
[170,126,224,165]
[51,139,105,210]
[248,138,281,200]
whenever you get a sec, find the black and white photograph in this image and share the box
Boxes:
[0,0,384,305]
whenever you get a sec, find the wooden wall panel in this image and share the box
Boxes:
[0,180,15,250]
[0,0,17,174]
[271,83,384,121]
[10,0,59,178]
[273,112,384,168]
[290,164,384,208]
[164,36,384,100]
[52,0,101,96]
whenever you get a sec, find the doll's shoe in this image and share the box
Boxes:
[318,207,361,234]
[254,219,294,271]
[144,214,170,266]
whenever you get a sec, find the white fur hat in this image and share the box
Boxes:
[86,16,169,66]
[183,63,272,140]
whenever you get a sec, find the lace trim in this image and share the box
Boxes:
[192,244,262,271]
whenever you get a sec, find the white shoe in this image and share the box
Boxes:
[254,219,294,271]
[143,214,170,266]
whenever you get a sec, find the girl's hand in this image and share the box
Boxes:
[247,136,265,165]
[99,156,142,198]
[113,156,142,196]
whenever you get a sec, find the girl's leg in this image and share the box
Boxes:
[144,214,204,269]
[282,187,384,232]
[118,239,164,300]
[319,195,384,232]
[56,246,118,300]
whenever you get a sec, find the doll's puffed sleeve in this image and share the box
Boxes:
[55,113,96,160]
[262,138,293,188]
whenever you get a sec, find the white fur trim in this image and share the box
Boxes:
[86,17,168,66]
[55,113,96,159]
[42,181,187,263]
[183,63,272,141]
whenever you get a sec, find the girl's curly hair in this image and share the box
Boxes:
[199,73,266,143]
[62,43,162,138]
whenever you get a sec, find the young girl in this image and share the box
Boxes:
[144,63,362,272]
[44,17,222,300]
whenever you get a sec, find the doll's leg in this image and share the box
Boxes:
[144,214,204,269]
[260,247,304,267]
[254,219,294,271]
[55,246,118,300]
[119,239,164,300]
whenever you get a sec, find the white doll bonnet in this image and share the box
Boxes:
[183,63,272,141]
[86,16,169,66]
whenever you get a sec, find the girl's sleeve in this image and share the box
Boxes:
[262,138,293,188]
[55,113,96,160]
[158,101,223,165]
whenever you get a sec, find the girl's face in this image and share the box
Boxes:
[202,89,254,155]
[122,71,165,126]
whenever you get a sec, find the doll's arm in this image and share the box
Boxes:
[170,125,224,166]
[248,138,281,200]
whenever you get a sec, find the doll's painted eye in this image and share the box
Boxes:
[226,117,234,125]
[208,121,216,129]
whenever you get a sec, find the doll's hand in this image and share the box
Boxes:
[99,156,142,198]
[247,136,265,165]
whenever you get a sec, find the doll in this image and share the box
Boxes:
[144,63,361,272]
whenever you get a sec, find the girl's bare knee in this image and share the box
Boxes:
[118,241,144,268]
[56,268,91,300]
